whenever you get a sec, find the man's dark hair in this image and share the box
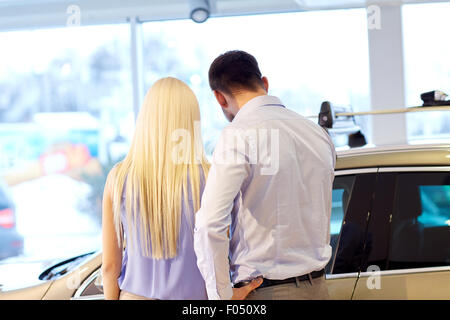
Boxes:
[208,50,265,95]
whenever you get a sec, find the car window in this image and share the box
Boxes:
[362,173,397,272]
[326,174,356,274]
[72,268,104,299]
[388,172,450,270]
[331,173,377,275]
[79,275,103,297]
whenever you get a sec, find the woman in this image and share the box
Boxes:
[101,77,210,300]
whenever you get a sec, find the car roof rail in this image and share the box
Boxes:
[318,101,361,133]
[312,90,450,148]
[317,101,366,148]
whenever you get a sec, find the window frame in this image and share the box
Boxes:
[71,268,104,300]
[326,167,378,280]
[357,166,450,279]
[360,172,397,272]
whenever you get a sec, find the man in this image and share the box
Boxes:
[193,50,336,300]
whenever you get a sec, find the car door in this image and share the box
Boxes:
[353,167,450,299]
[326,168,377,299]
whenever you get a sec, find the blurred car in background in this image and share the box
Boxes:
[0,179,23,260]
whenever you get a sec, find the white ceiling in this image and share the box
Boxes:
[0,0,448,31]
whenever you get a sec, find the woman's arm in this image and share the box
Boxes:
[101,169,123,300]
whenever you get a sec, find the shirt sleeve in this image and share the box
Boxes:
[193,126,250,300]
[321,126,337,169]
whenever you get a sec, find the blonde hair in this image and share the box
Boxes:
[111,77,209,259]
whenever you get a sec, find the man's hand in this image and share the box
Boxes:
[231,278,263,300]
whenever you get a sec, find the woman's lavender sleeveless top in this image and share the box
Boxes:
[117,172,207,300]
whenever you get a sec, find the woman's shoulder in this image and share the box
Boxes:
[105,161,124,190]
[107,162,119,180]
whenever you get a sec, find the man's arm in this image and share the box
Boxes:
[193,128,249,300]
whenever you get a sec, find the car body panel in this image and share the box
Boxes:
[0,281,52,300]
[42,252,102,300]
[353,267,450,299]
[325,274,359,300]
[0,252,101,300]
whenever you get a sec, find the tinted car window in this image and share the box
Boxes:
[325,174,356,274]
[388,172,450,270]
[362,173,397,271]
[79,270,103,297]
[331,173,376,274]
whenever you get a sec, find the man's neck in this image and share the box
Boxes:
[234,90,268,110]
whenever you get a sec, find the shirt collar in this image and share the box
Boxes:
[232,95,284,123]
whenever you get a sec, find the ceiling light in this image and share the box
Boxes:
[190,0,210,23]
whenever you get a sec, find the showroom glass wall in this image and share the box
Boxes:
[403,2,450,142]
[0,24,133,269]
[0,3,449,271]
[0,8,371,269]
[141,9,371,152]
